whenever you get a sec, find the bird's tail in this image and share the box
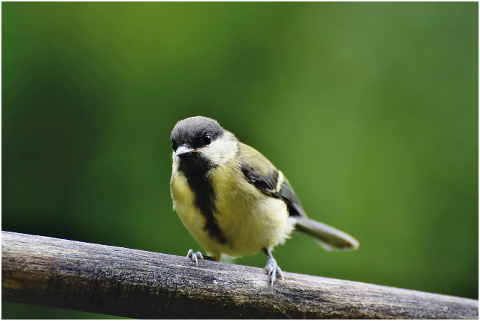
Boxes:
[294,216,359,251]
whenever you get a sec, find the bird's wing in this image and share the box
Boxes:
[239,142,359,251]
[239,142,307,218]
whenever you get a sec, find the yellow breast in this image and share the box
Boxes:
[170,163,294,260]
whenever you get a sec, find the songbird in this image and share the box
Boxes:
[170,116,359,291]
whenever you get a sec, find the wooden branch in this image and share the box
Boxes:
[2,231,477,319]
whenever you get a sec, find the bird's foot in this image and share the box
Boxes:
[264,249,284,293]
[186,249,204,267]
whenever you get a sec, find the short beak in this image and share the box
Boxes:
[175,144,197,157]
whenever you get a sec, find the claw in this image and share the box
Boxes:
[186,249,204,267]
[264,249,285,293]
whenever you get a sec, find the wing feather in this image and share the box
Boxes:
[239,143,307,217]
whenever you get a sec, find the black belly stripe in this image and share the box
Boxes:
[184,173,227,245]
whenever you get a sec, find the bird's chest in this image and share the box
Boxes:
[171,167,290,257]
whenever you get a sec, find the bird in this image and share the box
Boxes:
[169,116,359,291]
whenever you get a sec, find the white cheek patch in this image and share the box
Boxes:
[171,152,179,172]
[201,132,238,165]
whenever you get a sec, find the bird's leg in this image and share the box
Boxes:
[263,248,284,292]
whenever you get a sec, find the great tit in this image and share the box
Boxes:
[170,116,359,291]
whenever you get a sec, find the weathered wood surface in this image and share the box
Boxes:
[2,231,478,319]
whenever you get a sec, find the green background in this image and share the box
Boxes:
[2,2,478,318]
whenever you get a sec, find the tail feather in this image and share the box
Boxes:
[294,216,359,251]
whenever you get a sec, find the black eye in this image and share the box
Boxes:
[202,134,212,146]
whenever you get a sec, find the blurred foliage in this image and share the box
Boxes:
[2,2,478,318]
